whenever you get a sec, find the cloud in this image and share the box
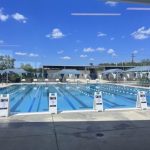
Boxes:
[0,44,19,47]
[15,52,39,57]
[46,28,65,39]
[83,47,95,53]
[80,54,88,58]
[131,26,150,40]
[107,49,114,54]
[105,1,118,7]
[89,58,95,61]
[0,8,9,22]
[12,13,27,23]
[83,47,106,54]
[71,13,121,16]
[0,9,28,23]
[29,53,39,57]
[111,53,117,57]
[57,50,64,54]
[0,40,19,47]
[132,50,138,54]
[61,56,71,60]
[15,52,27,56]
[127,7,150,11]
[97,32,107,37]
[96,47,105,52]
[0,40,4,44]
[107,49,117,57]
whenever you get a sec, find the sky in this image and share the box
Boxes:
[0,0,150,67]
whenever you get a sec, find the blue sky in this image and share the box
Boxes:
[0,0,150,67]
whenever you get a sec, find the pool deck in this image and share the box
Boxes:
[1,110,150,150]
[0,83,12,88]
[0,79,109,87]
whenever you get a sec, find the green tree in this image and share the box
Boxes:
[141,59,150,66]
[20,63,35,72]
[0,55,15,70]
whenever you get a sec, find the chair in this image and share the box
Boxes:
[21,79,26,82]
[86,79,90,84]
[96,79,100,83]
[44,78,49,82]
[33,79,38,82]
[56,79,60,83]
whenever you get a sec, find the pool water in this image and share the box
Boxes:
[0,84,150,113]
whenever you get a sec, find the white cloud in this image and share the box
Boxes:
[0,40,4,44]
[107,49,115,54]
[15,52,39,57]
[80,54,88,58]
[96,47,105,52]
[83,47,95,53]
[97,32,107,37]
[89,58,95,61]
[131,26,150,40]
[105,1,118,7]
[46,28,65,39]
[0,44,19,47]
[71,13,121,16]
[107,49,117,57]
[29,53,39,57]
[12,13,27,23]
[61,56,71,60]
[133,50,138,54]
[15,52,27,56]
[112,53,117,57]
[57,50,64,54]
[0,9,27,23]
[127,7,150,11]
[0,8,9,22]
[0,39,19,47]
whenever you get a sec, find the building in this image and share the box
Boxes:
[43,65,135,80]
[43,65,98,79]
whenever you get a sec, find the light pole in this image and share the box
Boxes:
[3,57,9,84]
[116,72,118,83]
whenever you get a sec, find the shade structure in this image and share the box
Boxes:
[126,66,150,72]
[55,69,81,75]
[0,70,3,75]
[102,69,124,75]
[0,68,27,75]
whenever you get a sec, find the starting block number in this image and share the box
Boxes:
[49,93,57,114]
[0,94,9,117]
[136,91,147,110]
[93,92,103,112]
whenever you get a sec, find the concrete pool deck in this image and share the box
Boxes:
[0,79,109,87]
[1,110,150,150]
[0,83,13,88]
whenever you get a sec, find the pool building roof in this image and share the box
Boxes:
[0,68,27,75]
[102,69,124,75]
[126,66,150,72]
[55,69,81,75]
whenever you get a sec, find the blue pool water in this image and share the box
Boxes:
[0,83,150,113]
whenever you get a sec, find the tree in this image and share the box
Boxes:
[0,55,15,70]
[20,63,35,72]
[141,59,150,66]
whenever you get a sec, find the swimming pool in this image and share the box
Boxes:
[0,83,150,113]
